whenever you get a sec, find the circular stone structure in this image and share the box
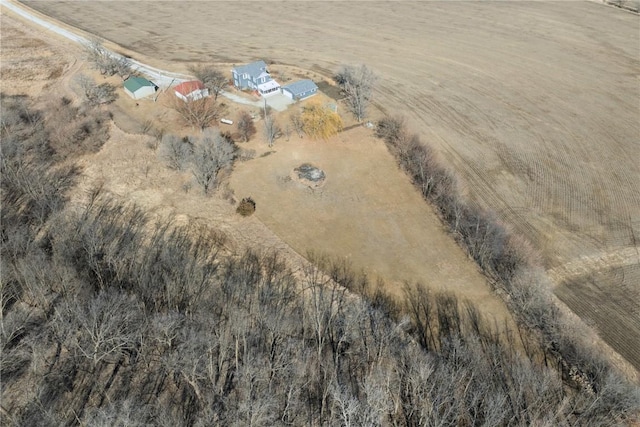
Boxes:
[292,163,326,188]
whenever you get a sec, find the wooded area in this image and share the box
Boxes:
[2,94,639,425]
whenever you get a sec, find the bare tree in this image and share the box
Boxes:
[189,65,229,101]
[263,116,282,147]
[169,96,221,130]
[84,39,108,71]
[83,399,151,427]
[112,56,134,80]
[330,384,362,427]
[74,74,117,106]
[334,64,376,122]
[56,290,144,367]
[375,116,406,145]
[283,124,292,141]
[289,113,304,138]
[84,39,132,80]
[190,128,235,194]
[160,134,192,170]
[361,367,396,424]
[236,111,256,142]
[233,357,279,427]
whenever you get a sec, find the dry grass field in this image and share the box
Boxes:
[229,126,502,307]
[0,11,72,96]
[14,1,640,372]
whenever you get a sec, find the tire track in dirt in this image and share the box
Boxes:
[555,260,640,371]
[399,87,546,246]
[419,104,533,245]
[399,63,638,267]
[557,280,640,371]
[548,246,640,287]
[550,241,640,373]
[462,79,590,237]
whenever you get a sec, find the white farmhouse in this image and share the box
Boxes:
[174,80,209,102]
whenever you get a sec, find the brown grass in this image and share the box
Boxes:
[229,127,510,317]
[0,13,72,95]
[12,1,640,373]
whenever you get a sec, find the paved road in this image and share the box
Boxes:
[1,0,292,110]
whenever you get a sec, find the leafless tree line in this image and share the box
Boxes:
[2,94,111,163]
[376,117,543,283]
[84,39,133,80]
[375,115,640,414]
[4,194,637,426]
[1,95,638,426]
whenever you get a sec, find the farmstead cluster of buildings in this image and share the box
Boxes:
[122,59,318,103]
[230,60,318,100]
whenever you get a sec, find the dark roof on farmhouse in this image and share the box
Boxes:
[282,79,318,96]
[233,60,268,78]
[124,76,155,92]
[174,80,205,96]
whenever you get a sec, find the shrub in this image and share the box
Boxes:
[236,197,256,216]
[237,110,256,142]
[301,101,343,140]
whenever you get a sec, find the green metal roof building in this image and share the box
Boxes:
[123,77,157,100]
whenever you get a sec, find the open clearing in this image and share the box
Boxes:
[13,1,640,372]
[229,127,501,309]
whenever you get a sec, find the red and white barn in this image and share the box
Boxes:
[174,81,209,102]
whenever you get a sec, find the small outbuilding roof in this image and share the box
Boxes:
[174,80,205,96]
[124,76,156,92]
[282,79,318,96]
[233,60,268,78]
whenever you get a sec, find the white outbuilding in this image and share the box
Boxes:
[174,80,209,102]
[123,76,157,100]
[281,80,318,101]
